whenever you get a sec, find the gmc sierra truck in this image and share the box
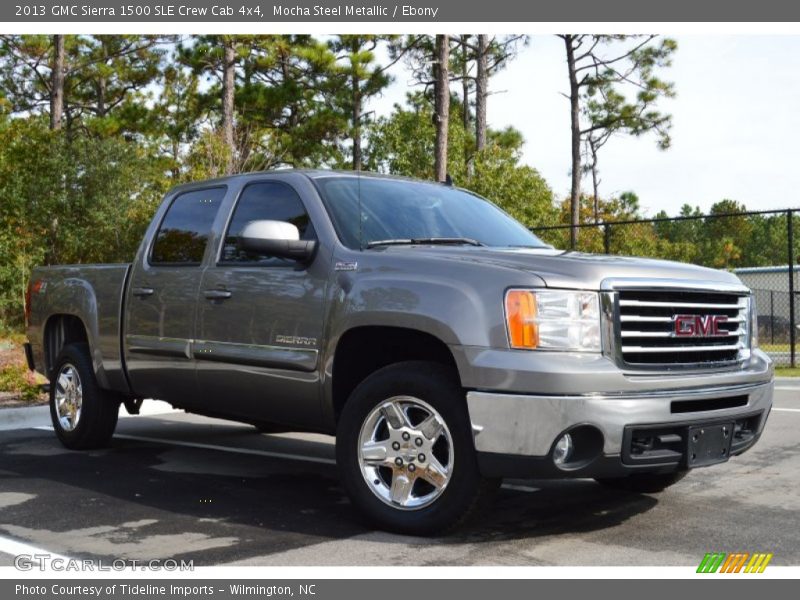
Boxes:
[24,170,774,535]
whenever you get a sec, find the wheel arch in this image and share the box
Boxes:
[42,314,117,392]
[328,325,460,425]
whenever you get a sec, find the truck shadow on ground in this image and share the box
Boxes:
[0,428,659,562]
[459,481,659,542]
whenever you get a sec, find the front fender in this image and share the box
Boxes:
[327,271,503,347]
[319,265,543,425]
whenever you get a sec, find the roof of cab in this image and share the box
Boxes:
[164,169,443,196]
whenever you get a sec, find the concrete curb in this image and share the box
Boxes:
[0,405,50,431]
[0,400,179,431]
[775,377,800,387]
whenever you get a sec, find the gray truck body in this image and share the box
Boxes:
[26,170,774,479]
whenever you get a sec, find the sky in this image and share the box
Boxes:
[367,35,800,217]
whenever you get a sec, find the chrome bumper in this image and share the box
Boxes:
[467,380,773,457]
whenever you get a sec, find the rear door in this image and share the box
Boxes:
[124,186,227,406]
[194,179,328,428]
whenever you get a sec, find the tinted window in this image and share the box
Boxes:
[314,177,546,250]
[222,182,314,263]
[151,187,226,264]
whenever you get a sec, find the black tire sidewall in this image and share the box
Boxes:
[49,343,118,449]
[336,361,485,535]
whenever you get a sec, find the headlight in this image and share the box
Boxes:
[504,289,601,351]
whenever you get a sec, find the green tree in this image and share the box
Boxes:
[152,60,203,179]
[366,95,556,228]
[701,199,753,268]
[652,204,704,264]
[66,35,170,136]
[178,34,245,174]
[239,35,344,169]
[0,118,165,327]
[0,35,169,135]
[744,213,794,267]
[558,34,677,242]
[328,35,401,171]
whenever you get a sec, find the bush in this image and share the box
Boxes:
[0,118,166,329]
[0,337,43,402]
[0,363,40,402]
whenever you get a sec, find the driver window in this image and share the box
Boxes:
[222,182,315,264]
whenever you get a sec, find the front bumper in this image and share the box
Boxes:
[467,380,773,479]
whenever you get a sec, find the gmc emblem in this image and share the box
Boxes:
[673,314,728,337]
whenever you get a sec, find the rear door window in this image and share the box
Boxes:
[150,187,227,265]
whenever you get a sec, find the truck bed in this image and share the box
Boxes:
[28,263,132,393]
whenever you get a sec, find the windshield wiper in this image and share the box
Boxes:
[366,237,485,249]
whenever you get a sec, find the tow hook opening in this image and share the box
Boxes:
[551,425,604,471]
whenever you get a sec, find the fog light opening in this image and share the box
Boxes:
[553,433,573,466]
[551,425,605,471]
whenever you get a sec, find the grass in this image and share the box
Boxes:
[0,335,46,405]
[760,343,792,353]
[775,367,800,377]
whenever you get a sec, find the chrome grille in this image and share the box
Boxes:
[615,289,750,367]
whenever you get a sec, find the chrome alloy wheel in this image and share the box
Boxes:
[358,396,454,510]
[54,363,83,432]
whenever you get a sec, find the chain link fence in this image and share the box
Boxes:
[531,209,799,367]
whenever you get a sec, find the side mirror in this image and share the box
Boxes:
[238,220,317,263]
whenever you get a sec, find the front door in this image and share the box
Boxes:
[195,180,328,428]
[124,186,227,406]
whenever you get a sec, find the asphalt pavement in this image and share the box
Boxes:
[0,384,798,567]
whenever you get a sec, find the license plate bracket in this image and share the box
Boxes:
[688,423,734,467]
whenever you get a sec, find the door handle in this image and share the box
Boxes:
[131,287,154,298]
[203,289,232,300]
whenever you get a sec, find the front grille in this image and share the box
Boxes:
[616,289,749,367]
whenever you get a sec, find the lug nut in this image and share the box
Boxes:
[392,442,400,451]
[394,457,403,467]
[418,453,426,463]
[408,464,416,472]
[402,432,410,441]
[415,437,423,447]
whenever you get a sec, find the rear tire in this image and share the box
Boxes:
[336,361,497,536]
[49,343,119,450]
[595,470,688,494]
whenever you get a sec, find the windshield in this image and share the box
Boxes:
[314,176,547,250]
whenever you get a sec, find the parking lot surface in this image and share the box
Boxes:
[0,385,798,567]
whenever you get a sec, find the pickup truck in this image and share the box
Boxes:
[24,170,774,535]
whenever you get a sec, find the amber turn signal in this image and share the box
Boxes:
[505,290,539,349]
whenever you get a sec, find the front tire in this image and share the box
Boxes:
[50,343,119,450]
[595,470,688,493]
[336,361,497,536]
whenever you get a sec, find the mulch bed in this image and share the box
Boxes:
[0,390,48,409]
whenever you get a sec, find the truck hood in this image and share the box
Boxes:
[374,246,744,290]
